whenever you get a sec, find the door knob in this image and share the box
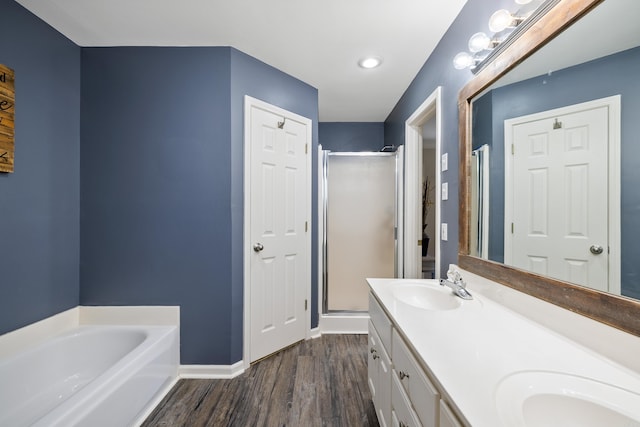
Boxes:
[253,243,264,252]
[590,245,604,255]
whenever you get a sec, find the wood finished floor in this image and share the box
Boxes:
[142,334,379,427]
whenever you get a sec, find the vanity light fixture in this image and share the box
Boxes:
[453,52,476,70]
[453,0,558,73]
[468,32,495,53]
[358,56,383,69]
[488,9,524,33]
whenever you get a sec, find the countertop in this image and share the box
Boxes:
[367,271,640,426]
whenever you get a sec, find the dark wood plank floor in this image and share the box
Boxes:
[142,334,379,427]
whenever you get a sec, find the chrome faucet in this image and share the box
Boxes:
[440,270,473,300]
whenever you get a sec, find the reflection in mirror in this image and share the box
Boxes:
[469,0,640,300]
[470,144,489,260]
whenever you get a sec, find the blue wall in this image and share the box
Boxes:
[472,46,640,299]
[0,0,81,335]
[229,49,319,361]
[384,0,516,275]
[80,47,318,364]
[319,122,384,152]
[80,47,232,364]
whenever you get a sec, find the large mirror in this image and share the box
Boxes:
[459,0,640,336]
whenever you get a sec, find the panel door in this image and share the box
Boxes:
[250,105,308,362]
[509,105,608,291]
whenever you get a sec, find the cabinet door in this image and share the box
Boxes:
[392,330,439,427]
[369,293,393,350]
[439,400,463,427]
[391,371,422,427]
[369,320,392,427]
[378,339,392,427]
[368,321,381,402]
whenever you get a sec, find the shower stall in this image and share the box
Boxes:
[320,149,403,318]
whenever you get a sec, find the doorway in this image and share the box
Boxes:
[404,87,443,279]
[318,150,401,333]
[243,96,312,365]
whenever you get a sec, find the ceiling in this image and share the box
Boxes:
[15,0,467,122]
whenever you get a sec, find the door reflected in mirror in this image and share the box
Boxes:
[468,0,640,300]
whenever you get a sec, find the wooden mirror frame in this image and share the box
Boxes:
[458,0,640,336]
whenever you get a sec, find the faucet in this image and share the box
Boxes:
[440,269,473,300]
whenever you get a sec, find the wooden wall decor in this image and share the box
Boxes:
[0,64,15,173]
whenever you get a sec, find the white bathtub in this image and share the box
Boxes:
[0,325,178,427]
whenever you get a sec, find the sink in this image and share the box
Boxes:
[391,282,462,311]
[495,371,640,426]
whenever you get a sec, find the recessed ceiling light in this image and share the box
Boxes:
[358,56,383,69]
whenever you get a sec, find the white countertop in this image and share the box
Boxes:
[367,272,640,426]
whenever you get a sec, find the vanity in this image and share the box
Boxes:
[367,0,640,424]
[367,269,640,426]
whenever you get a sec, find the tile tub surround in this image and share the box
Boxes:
[367,273,640,426]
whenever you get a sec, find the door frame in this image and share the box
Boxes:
[243,96,313,369]
[404,87,442,279]
[504,95,621,294]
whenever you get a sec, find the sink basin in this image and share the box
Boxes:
[391,282,462,311]
[495,371,640,426]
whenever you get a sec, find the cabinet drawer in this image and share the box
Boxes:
[369,321,392,427]
[368,321,381,399]
[369,293,392,351]
[439,400,463,427]
[392,370,422,427]
[392,329,439,427]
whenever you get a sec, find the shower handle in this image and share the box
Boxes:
[253,243,264,252]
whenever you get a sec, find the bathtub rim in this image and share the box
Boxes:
[0,305,179,360]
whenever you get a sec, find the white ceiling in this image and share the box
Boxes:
[15,0,467,122]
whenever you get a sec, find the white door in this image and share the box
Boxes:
[506,105,609,291]
[247,99,310,362]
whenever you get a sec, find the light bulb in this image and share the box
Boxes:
[453,52,475,70]
[468,32,491,53]
[358,56,383,69]
[489,9,515,33]
[515,0,533,4]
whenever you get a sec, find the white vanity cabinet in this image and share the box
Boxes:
[392,329,440,426]
[368,295,393,426]
[391,372,421,427]
[368,275,640,426]
[438,401,463,427]
[368,292,466,427]
[368,320,392,427]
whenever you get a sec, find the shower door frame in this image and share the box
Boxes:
[320,150,403,315]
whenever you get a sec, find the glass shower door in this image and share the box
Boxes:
[324,152,398,312]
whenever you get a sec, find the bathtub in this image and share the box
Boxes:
[0,325,178,427]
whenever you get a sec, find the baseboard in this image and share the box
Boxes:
[179,360,245,379]
[309,327,321,339]
[319,314,369,334]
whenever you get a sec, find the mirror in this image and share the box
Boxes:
[459,0,640,336]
